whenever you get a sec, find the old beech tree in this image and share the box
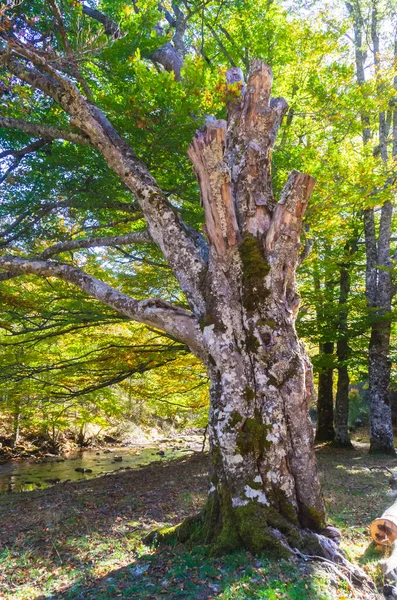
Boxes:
[0,2,350,558]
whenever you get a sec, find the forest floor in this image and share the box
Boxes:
[0,443,394,600]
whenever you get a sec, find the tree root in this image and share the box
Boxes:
[299,534,375,589]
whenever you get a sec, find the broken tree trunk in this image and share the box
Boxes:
[152,60,337,557]
[0,43,334,557]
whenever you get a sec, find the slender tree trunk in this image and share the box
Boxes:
[333,243,354,448]
[315,342,335,442]
[334,361,351,446]
[367,2,395,454]
[347,0,395,454]
[12,399,21,448]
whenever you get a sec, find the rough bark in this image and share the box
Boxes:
[315,342,335,443]
[334,361,351,447]
[367,3,395,455]
[368,317,394,454]
[173,61,328,554]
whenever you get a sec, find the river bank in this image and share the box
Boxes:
[0,434,205,493]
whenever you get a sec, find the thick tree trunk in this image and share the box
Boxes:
[0,44,331,555]
[168,61,328,555]
[315,342,335,443]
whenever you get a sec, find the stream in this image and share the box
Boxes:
[0,443,195,493]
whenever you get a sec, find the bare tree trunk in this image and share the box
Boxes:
[369,318,394,454]
[333,242,355,448]
[367,2,395,454]
[315,342,335,442]
[12,399,21,448]
[346,0,395,455]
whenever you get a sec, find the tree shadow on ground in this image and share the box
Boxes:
[35,543,336,600]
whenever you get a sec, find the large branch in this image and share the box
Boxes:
[81,3,122,38]
[0,117,91,145]
[39,231,152,259]
[0,256,206,360]
[1,44,208,316]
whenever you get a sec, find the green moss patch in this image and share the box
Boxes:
[236,408,271,458]
[239,234,271,313]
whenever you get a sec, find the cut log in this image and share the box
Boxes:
[370,500,397,546]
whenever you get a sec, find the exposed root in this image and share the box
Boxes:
[298,534,375,589]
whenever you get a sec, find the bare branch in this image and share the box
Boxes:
[0,138,49,184]
[47,0,93,97]
[39,230,152,259]
[0,117,90,145]
[0,138,48,160]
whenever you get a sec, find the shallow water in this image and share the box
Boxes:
[0,445,191,493]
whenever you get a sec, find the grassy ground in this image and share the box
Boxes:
[0,443,394,600]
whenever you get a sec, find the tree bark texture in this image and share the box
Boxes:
[315,342,335,443]
[178,61,327,554]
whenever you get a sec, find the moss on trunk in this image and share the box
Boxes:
[146,487,326,559]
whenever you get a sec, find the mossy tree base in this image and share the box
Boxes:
[147,495,371,587]
[147,491,327,559]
